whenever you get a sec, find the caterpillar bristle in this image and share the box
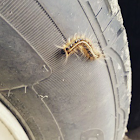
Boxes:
[55,44,64,49]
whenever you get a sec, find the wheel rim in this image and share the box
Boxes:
[0,102,29,140]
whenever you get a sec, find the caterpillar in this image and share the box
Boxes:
[57,34,102,62]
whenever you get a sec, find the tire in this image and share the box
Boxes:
[0,0,131,140]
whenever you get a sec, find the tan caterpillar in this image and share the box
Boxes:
[57,34,102,63]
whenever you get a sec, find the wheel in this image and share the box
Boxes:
[0,0,131,140]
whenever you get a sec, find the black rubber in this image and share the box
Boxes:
[0,0,131,140]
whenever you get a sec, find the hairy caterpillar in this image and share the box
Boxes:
[57,34,102,63]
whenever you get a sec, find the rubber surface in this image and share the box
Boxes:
[0,0,131,140]
[118,0,139,132]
